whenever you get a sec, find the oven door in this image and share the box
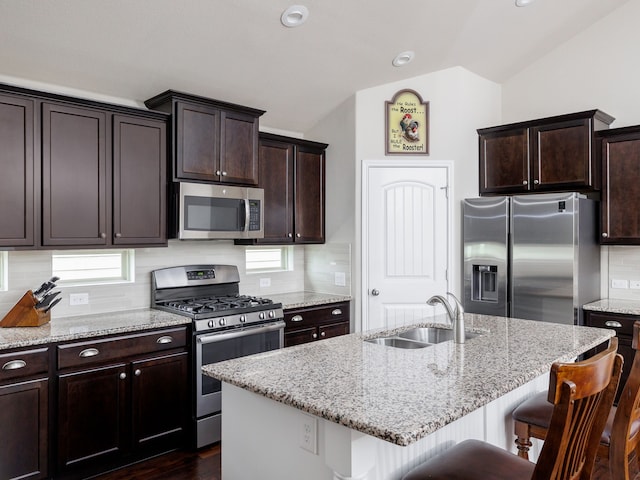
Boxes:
[195,320,284,444]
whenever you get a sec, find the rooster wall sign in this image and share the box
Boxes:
[385,89,429,155]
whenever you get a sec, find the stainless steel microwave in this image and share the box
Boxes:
[174,183,264,240]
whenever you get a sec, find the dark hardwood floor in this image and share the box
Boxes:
[91,444,221,480]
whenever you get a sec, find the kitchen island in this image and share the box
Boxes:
[203,314,614,479]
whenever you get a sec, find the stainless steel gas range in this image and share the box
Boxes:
[151,264,284,448]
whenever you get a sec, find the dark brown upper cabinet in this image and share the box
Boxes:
[598,125,640,244]
[478,110,614,195]
[0,83,169,250]
[144,91,265,186]
[41,102,167,248]
[238,133,327,245]
[0,93,35,247]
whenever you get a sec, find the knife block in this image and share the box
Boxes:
[0,290,51,327]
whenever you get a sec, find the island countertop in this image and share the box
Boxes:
[203,313,614,447]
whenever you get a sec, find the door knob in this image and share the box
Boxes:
[371,289,380,296]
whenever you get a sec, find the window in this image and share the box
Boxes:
[52,250,135,286]
[245,247,292,273]
[0,251,7,291]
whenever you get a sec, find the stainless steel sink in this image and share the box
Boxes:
[365,327,482,349]
[397,327,481,344]
[365,337,430,349]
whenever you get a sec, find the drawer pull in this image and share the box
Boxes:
[605,320,623,328]
[79,348,100,358]
[331,309,342,316]
[291,315,303,322]
[2,360,26,370]
[156,336,173,344]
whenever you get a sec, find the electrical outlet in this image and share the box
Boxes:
[631,280,640,289]
[69,293,89,305]
[611,279,629,289]
[334,272,346,287]
[259,278,271,288]
[299,413,318,454]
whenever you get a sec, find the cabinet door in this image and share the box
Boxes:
[42,103,108,246]
[600,129,640,244]
[478,128,530,194]
[113,115,167,245]
[0,94,35,247]
[294,146,325,243]
[176,101,220,182]
[131,352,188,451]
[531,118,593,191]
[220,110,259,185]
[284,326,316,348]
[257,138,294,243]
[0,378,48,480]
[57,363,128,471]
[318,322,350,340]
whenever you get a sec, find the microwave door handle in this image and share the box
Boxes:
[243,198,250,232]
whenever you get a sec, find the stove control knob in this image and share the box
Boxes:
[259,312,266,320]
[240,315,247,323]
[269,311,275,318]
[208,320,215,329]
[219,318,226,327]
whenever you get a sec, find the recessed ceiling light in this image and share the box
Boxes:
[515,0,535,6]
[392,51,415,67]
[281,5,309,27]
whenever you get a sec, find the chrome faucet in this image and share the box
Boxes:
[427,292,465,344]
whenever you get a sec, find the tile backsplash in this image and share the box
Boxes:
[0,241,352,319]
[606,246,640,301]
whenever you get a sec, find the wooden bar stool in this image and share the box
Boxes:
[513,322,640,480]
[402,338,622,480]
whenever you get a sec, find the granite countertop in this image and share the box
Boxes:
[583,298,640,316]
[203,313,613,447]
[0,309,191,351]
[268,291,351,310]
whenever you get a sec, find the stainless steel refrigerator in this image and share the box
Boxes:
[463,192,600,325]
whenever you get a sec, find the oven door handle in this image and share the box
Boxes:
[197,321,285,345]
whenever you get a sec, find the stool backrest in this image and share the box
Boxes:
[532,337,622,480]
[610,321,640,480]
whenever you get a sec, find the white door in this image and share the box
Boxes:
[363,162,450,331]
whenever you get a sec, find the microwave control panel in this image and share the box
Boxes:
[248,200,261,231]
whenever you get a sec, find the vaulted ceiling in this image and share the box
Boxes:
[0,0,629,132]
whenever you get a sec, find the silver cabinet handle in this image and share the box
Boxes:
[119,372,127,380]
[222,171,227,176]
[134,369,141,376]
[100,233,106,239]
[291,315,303,322]
[320,331,326,337]
[296,233,301,238]
[602,232,609,238]
[371,289,380,296]
[115,233,122,238]
[156,336,173,344]
[79,348,99,358]
[216,170,221,175]
[2,360,26,370]
[533,179,540,184]
[522,180,528,185]
[288,233,293,238]
[312,333,318,339]
[331,309,342,316]
[605,320,623,328]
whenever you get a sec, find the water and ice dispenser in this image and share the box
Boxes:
[471,265,498,303]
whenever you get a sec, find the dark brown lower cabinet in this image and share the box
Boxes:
[0,378,48,480]
[284,301,350,347]
[55,328,189,478]
[584,310,635,402]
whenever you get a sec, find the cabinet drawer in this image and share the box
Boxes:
[0,347,49,383]
[284,302,349,329]
[585,311,636,337]
[57,327,188,370]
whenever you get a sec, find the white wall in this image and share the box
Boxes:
[501,0,640,301]
[352,66,501,330]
